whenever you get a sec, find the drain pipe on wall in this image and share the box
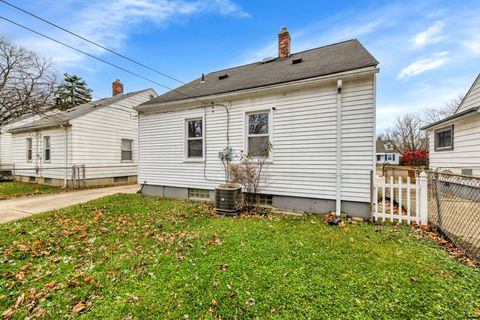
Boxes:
[63,125,68,188]
[331,79,343,225]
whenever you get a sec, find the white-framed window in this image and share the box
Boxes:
[387,154,392,161]
[246,111,271,158]
[185,118,203,159]
[121,139,133,161]
[26,137,33,162]
[434,125,453,151]
[43,136,51,162]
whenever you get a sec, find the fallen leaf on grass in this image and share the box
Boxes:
[33,308,45,317]
[218,264,228,271]
[84,277,95,283]
[72,302,85,315]
[270,307,280,313]
[2,308,15,319]
[207,236,224,246]
[45,281,56,289]
[245,298,255,306]
[211,299,217,306]
[14,293,25,308]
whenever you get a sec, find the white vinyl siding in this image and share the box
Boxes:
[138,76,375,204]
[428,112,480,169]
[456,75,480,113]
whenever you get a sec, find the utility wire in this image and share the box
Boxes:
[0,0,187,85]
[0,16,202,102]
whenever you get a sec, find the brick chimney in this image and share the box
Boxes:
[112,79,124,96]
[278,27,291,59]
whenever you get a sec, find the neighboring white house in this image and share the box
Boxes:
[376,139,400,165]
[9,81,157,187]
[422,73,480,175]
[0,113,47,167]
[135,28,379,218]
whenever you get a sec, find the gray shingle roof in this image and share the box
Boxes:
[140,39,378,107]
[9,89,152,133]
[376,139,396,153]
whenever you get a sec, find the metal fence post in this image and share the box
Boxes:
[419,171,428,225]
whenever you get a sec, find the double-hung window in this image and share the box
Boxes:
[186,118,203,159]
[121,139,133,161]
[43,136,51,162]
[247,111,270,157]
[434,125,453,151]
[26,138,33,162]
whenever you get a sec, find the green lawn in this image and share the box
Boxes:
[0,182,62,200]
[1,195,479,319]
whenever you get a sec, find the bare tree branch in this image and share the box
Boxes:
[0,36,58,126]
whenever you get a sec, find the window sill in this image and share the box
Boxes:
[183,158,205,163]
[121,160,134,163]
[434,147,454,152]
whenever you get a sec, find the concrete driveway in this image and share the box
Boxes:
[0,184,139,224]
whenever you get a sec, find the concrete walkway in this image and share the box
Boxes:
[0,184,139,224]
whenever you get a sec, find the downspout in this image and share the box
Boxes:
[63,125,68,188]
[335,79,343,217]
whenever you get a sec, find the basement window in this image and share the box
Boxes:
[218,74,229,80]
[44,178,52,184]
[246,193,273,207]
[29,176,36,182]
[188,188,210,200]
[114,176,129,183]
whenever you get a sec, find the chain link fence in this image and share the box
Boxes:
[429,168,480,260]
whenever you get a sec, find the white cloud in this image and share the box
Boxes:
[5,0,249,67]
[397,51,449,80]
[411,20,445,48]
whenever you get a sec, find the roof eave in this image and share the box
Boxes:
[9,122,70,134]
[135,66,379,112]
[421,107,480,130]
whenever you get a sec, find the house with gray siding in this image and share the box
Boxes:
[9,80,157,187]
[422,73,480,175]
[376,139,400,165]
[135,28,379,218]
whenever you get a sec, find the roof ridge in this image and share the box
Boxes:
[203,39,360,76]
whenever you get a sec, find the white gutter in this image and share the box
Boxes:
[336,79,343,217]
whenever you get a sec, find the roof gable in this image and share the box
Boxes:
[9,89,154,133]
[140,39,378,107]
[456,73,480,114]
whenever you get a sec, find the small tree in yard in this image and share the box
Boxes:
[229,142,272,211]
[55,73,92,110]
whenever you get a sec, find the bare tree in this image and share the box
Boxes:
[0,37,58,126]
[423,95,463,124]
[385,113,427,154]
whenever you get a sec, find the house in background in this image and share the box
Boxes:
[135,28,379,218]
[376,139,400,165]
[422,73,480,175]
[9,80,157,187]
[0,113,47,167]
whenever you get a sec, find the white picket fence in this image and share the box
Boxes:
[373,171,428,225]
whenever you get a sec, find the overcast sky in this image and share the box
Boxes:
[1,0,479,132]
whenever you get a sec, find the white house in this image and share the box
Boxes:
[135,28,379,218]
[376,139,400,165]
[9,80,157,187]
[0,113,46,167]
[422,73,480,175]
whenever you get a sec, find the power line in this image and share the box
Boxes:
[0,0,187,85]
[0,16,203,102]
